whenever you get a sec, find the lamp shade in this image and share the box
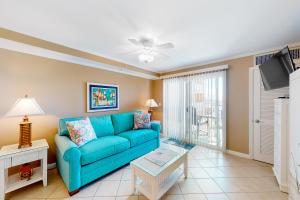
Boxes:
[5,96,45,117]
[195,93,204,102]
[145,99,158,108]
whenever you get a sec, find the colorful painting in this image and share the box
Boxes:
[87,82,119,112]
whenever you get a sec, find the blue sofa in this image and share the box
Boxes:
[55,112,160,194]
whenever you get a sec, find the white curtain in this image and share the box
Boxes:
[163,69,227,150]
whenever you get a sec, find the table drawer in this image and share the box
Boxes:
[12,152,39,166]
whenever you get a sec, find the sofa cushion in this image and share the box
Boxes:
[89,115,114,137]
[79,136,130,165]
[118,129,158,147]
[111,112,134,134]
[59,115,114,137]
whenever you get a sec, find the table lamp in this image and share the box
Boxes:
[195,93,204,103]
[145,99,158,112]
[145,99,158,120]
[5,95,45,148]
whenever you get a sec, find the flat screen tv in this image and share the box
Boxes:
[259,46,295,91]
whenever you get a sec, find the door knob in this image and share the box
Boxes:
[255,119,260,123]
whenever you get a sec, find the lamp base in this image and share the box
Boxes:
[18,116,32,149]
[148,109,153,121]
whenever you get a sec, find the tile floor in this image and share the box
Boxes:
[5,146,288,200]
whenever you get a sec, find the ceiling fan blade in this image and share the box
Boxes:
[155,52,170,59]
[155,42,174,49]
[128,38,142,46]
[117,49,145,56]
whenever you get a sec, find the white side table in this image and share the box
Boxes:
[0,139,49,200]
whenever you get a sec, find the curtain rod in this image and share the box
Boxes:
[160,64,228,79]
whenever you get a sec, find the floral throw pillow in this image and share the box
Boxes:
[66,117,97,147]
[133,112,151,129]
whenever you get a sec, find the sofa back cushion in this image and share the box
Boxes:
[59,115,114,137]
[89,115,114,137]
[111,112,134,134]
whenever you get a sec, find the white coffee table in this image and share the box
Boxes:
[130,144,188,200]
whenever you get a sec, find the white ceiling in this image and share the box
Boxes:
[1,0,300,73]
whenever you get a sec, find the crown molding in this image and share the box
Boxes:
[160,65,228,79]
[160,41,300,74]
[2,28,299,78]
[0,28,159,79]
[0,38,159,80]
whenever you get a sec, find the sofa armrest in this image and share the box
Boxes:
[151,121,161,133]
[151,121,161,148]
[55,134,81,192]
[55,134,81,161]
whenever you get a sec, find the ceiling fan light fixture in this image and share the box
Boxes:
[138,53,154,63]
[128,36,174,63]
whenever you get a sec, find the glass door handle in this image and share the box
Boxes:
[255,119,260,123]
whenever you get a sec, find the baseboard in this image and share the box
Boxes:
[226,150,251,159]
[279,184,289,193]
[288,172,300,199]
[47,162,56,170]
[273,167,288,193]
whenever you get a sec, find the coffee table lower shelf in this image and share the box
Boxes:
[136,168,183,200]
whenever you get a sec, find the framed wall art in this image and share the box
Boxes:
[87,82,119,112]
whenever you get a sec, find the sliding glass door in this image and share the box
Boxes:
[163,69,227,150]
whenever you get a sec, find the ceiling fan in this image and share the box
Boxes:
[128,37,174,63]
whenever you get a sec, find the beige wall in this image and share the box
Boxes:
[157,56,253,154]
[151,80,163,126]
[0,49,151,163]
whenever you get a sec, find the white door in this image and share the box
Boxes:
[250,67,289,164]
[289,70,300,186]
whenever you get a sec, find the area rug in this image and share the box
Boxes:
[163,138,195,150]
